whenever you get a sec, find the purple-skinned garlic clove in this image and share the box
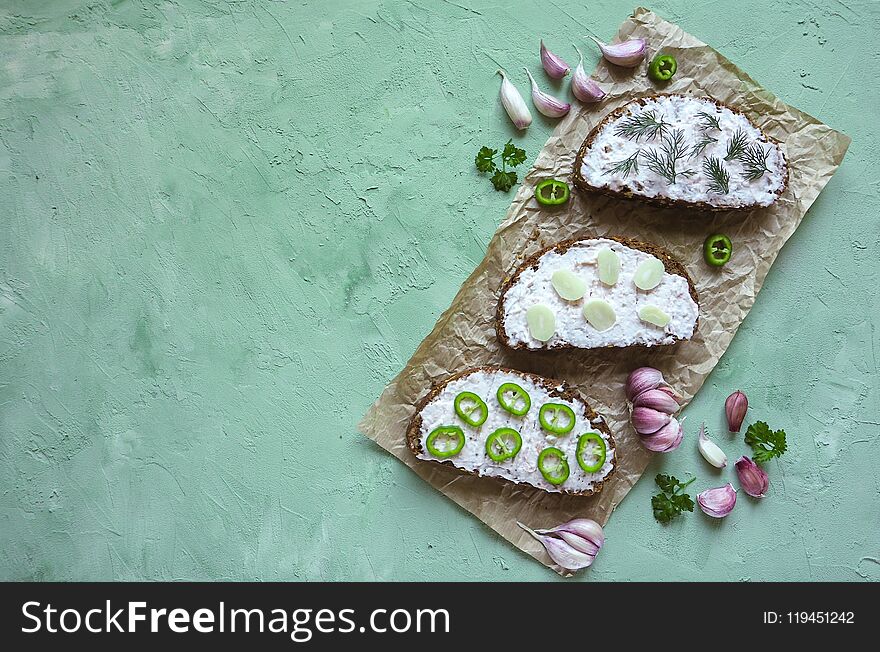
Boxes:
[639,417,683,452]
[735,456,769,497]
[725,390,748,432]
[625,367,665,401]
[697,483,737,518]
[540,40,570,79]
[632,388,680,415]
[517,521,599,571]
[524,68,570,118]
[589,36,647,67]
[571,46,606,103]
[535,518,604,556]
[631,406,671,435]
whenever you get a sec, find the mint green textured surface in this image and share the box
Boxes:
[1,1,877,581]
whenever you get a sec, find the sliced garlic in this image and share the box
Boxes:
[526,304,556,341]
[639,304,670,327]
[633,256,664,291]
[596,248,620,286]
[551,269,586,301]
[583,299,616,331]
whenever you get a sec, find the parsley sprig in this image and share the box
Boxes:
[745,421,787,464]
[651,474,695,523]
[475,140,527,192]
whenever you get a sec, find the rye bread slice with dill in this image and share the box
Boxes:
[573,94,788,212]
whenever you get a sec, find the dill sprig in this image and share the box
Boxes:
[614,110,668,141]
[603,150,641,178]
[724,128,749,162]
[697,111,721,132]
[689,134,718,159]
[740,143,771,180]
[702,156,730,194]
[642,128,689,184]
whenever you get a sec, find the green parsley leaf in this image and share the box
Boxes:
[672,493,695,513]
[651,473,695,523]
[501,140,527,167]
[655,473,679,494]
[476,141,526,192]
[744,421,787,464]
[475,146,497,173]
[490,169,517,192]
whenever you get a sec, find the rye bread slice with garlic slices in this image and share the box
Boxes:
[496,237,698,350]
[407,367,616,497]
[573,94,788,211]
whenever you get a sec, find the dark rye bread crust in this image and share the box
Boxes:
[406,366,617,498]
[495,236,699,351]
[572,94,789,212]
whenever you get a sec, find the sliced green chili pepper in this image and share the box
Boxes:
[537,447,570,485]
[648,54,677,82]
[576,432,607,473]
[496,382,531,416]
[703,233,732,267]
[534,179,570,206]
[485,427,523,462]
[454,391,488,427]
[538,403,576,435]
[426,425,465,459]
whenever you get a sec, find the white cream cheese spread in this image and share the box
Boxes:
[502,238,698,349]
[416,370,615,494]
[579,95,786,209]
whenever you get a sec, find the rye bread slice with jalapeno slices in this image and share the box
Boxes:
[496,236,699,351]
[407,366,617,497]
[573,94,788,211]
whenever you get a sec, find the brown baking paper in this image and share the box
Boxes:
[358,7,850,576]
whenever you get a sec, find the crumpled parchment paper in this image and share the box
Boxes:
[358,7,850,576]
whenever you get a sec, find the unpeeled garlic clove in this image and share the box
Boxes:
[656,385,684,403]
[540,40,570,79]
[536,518,604,556]
[725,390,748,432]
[589,36,647,67]
[631,406,670,435]
[632,388,680,415]
[697,423,727,468]
[524,68,571,118]
[735,456,769,497]
[639,416,683,452]
[697,483,737,518]
[571,46,606,103]
[518,520,600,571]
[497,69,532,130]
[625,367,665,401]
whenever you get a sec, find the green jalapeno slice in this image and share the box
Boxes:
[485,427,523,462]
[648,54,677,82]
[535,179,570,206]
[576,432,607,473]
[538,403,576,435]
[538,447,570,485]
[704,233,732,267]
[426,425,465,459]
[496,382,531,416]
[454,391,488,427]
